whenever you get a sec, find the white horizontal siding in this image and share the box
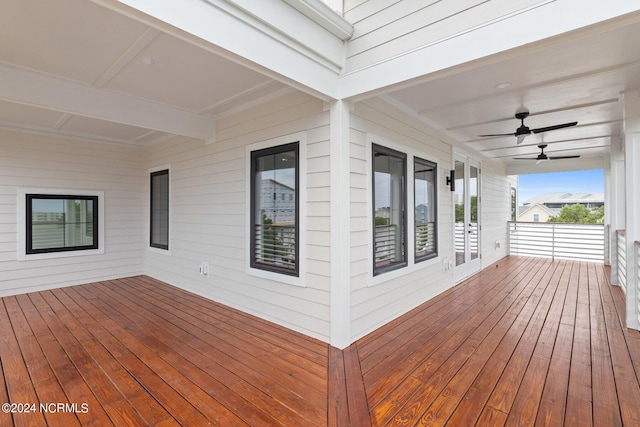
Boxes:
[349,98,455,341]
[0,130,145,296]
[344,0,547,73]
[144,91,333,343]
[480,160,512,265]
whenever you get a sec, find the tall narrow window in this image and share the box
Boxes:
[372,144,407,275]
[26,194,98,254]
[250,142,299,276]
[150,169,169,250]
[414,157,437,262]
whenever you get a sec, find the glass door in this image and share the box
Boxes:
[454,155,481,282]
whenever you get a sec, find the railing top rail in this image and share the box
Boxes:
[508,221,605,227]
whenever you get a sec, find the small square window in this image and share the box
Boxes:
[26,194,98,254]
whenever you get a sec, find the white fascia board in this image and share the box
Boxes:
[0,64,216,141]
[281,0,353,40]
[339,0,640,100]
[102,0,344,100]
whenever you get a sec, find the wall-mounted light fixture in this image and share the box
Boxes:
[446,170,455,191]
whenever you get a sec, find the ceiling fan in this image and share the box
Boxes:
[513,144,580,164]
[479,110,577,144]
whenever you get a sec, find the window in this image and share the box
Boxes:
[26,194,98,254]
[414,157,437,262]
[533,213,540,222]
[250,142,299,276]
[373,144,407,275]
[150,169,169,250]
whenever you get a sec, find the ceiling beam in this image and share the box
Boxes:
[0,64,216,141]
[93,0,348,100]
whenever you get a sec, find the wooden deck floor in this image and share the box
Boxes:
[1,256,640,426]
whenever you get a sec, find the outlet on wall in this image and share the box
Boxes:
[198,261,210,277]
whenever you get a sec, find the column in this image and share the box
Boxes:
[623,90,640,330]
[329,100,352,349]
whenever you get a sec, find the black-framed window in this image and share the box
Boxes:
[414,157,438,262]
[26,194,98,254]
[250,142,299,276]
[372,144,407,275]
[150,169,169,250]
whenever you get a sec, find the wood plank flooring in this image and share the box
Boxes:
[1,256,639,426]
[356,256,640,426]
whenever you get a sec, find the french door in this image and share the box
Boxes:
[453,155,481,282]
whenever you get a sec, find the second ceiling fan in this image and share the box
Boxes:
[479,110,577,144]
[513,144,580,164]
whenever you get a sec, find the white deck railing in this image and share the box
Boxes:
[617,230,627,292]
[508,222,605,262]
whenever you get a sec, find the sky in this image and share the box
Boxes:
[518,169,604,205]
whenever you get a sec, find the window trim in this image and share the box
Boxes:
[17,188,105,261]
[414,156,438,263]
[245,132,306,287]
[150,168,170,251]
[372,143,408,276]
[250,141,300,277]
[367,134,441,287]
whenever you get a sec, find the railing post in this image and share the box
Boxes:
[551,223,555,261]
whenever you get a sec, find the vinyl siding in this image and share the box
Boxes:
[349,98,454,341]
[344,0,548,73]
[143,91,333,342]
[479,159,513,265]
[0,130,145,295]
[348,98,513,342]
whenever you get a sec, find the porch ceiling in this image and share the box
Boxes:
[0,0,289,146]
[1,0,639,169]
[381,11,640,174]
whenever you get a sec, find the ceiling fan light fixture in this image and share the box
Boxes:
[516,134,527,144]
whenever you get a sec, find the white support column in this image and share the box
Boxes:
[622,90,640,330]
[329,100,352,349]
[609,140,625,283]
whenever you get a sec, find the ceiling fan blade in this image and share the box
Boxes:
[531,122,578,133]
[478,133,516,137]
[549,155,581,160]
[512,157,537,160]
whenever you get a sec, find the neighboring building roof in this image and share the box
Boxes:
[522,192,604,206]
[518,203,557,218]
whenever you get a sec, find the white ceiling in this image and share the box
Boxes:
[384,12,640,174]
[1,0,639,175]
[0,0,288,146]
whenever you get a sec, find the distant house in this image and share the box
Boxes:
[260,179,296,224]
[519,192,604,221]
[518,203,557,222]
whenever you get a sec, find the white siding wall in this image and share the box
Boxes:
[144,91,333,342]
[349,98,512,342]
[349,98,455,341]
[343,0,546,73]
[0,130,145,296]
[480,160,512,266]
